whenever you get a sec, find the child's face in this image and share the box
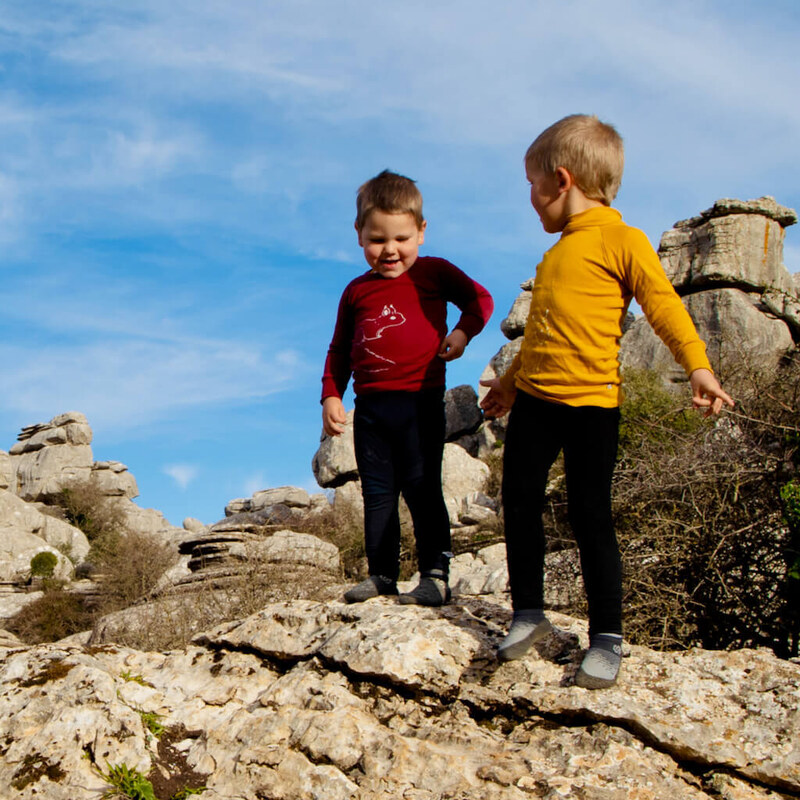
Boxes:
[357,210,426,279]
[526,164,567,234]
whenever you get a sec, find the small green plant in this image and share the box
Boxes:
[99,762,157,800]
[120,671,153,687]
[170,789,206,799]
[30,551,58,578]
[780,480,800,580]
[138,710,165,738]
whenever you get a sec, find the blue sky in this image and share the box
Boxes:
[2,1,798,526]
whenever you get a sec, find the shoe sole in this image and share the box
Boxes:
[497,618,553,661]
[574,668,617,689]
[397,590,451,606]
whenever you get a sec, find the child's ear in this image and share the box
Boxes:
[417,219,427,244]
[555,167,574,194]
[355,220,363,246]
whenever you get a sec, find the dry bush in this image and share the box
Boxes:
[54,481,129,556]
[614,363,800,656]
[96,544,339,651]
[6,586,94,644]
[289,499,419,580]
[93,530,178,616]
[11,481,178,645]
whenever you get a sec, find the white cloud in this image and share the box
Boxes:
[163,463,198,489]
[0,336,312,433]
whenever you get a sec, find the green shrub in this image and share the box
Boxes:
[30,551,58,578]
[99,763,156,800]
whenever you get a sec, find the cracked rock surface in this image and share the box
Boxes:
[1,598,798,799]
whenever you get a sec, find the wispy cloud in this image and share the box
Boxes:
[0,338,310,432]
[163,464,198,489]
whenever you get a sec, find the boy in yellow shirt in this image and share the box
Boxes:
[481,114,733,688]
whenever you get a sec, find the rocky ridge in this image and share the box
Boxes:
[1,599,798,799]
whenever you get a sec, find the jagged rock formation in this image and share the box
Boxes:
[1,598,798,799]
[0,413,183,621]
[620,196,798,380]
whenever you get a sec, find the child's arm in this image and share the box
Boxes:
[320,286,355,436]
[322,396,347,436]
[690,368,734,417]
[436,259,494,349]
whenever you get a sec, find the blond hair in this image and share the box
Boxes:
[355,170,424,230]
[525,115,624,205]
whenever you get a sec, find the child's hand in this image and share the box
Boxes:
[322,396,347,436]
[438,329,468,361]
[479,378,516,419]
[689,368,734,417]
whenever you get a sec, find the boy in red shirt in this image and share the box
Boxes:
[322,170,493,606]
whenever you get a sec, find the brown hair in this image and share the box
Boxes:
[525,114,624,205]
[355,170,424,230]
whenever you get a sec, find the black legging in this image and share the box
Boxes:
[502,391,622,636]
[353,388,452,581]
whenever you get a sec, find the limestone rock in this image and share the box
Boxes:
[0,528,72,583]
[11,441,94,502]
[37,514,91,563]
[182,517,206,534]
[499,279,533,340]
[673,195,798,229]
[0,589,45,620]
[312,410,358,488]
[661,213,794,295]
[0,601,797,799]
[0,490,89,570]
[90,461,139,498]
[252,530,340,572]
[118,499,183,544]
[252,486,311,510]
[621,288,795,378]
[333,479,363,519]
[444,384,482,440]
[0,450,11,490]
[442,442,489,500]
[224,497,251,516]
[9,411,92,454]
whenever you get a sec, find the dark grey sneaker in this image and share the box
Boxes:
[575,634,623,689]
[343,575,398,604]
[398,576,451,606]
[497,613,553,662]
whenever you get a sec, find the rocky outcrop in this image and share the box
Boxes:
[621,196,798,378]
[0,491,87,585]
[9,412,94,502]
[0,414,187,623]
[0,599,797,799]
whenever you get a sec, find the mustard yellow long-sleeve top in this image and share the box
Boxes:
[499,206,711,408]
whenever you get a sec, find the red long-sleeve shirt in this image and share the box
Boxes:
[321,256,493,400]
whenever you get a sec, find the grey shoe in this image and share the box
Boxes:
[497,612,553,661]
[575,634,623,689]
[343,575,398,604]
[398,576,451,606]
